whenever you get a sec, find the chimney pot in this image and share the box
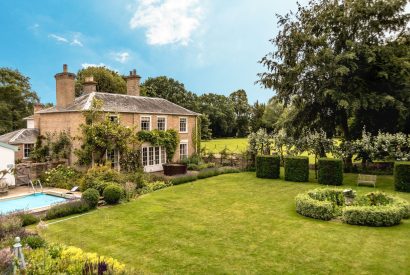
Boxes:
[126,68,141,96]
[63,64,68,73]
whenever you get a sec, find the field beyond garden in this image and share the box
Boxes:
[41,172,410,274]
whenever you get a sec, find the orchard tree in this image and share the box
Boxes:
[0,68,39,134]
[259,0,410,165]
[75,66,126,96]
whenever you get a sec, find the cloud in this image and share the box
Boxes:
[48,34,69,43]
[112,52,130,63]
[48,33,83,47]
[81,63,110,69]
[129,0,203,46]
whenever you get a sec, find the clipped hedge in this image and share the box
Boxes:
[342,205,403,227]
[256,155,280,179]
[284,156,309,182]
[394,162,410,192]
[318,158,343,186]
[103,185,123,204]
[81,188,99,208]
[295,193,335,221]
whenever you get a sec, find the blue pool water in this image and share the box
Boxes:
[0,193,67,214]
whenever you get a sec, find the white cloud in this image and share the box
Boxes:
[129,0,203,46]
[71,38,83,47]
[49,34,69,43]
[112,52,130,63]
[81,63,110,69]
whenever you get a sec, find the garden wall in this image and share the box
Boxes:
[15,160,67,186]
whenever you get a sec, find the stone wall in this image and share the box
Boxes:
[15,160,67,186]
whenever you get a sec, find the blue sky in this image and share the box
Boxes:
[0,0,307,104]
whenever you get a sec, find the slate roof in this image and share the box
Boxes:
[0,129,39,145]
[37,92,200,116]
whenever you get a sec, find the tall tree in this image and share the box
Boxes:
[75,66,126,96]
[229,89,250,137]
[249,101,266,133]
[0,68,39,134]
[259,0,410,142]
[141,76,198,111]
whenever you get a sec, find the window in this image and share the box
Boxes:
[142,147,148,166]
[148,147,154,165]
[109,115,119,123]
[157,117,166,131]
[180,142,188,160]
[141,116,151,131]
[161,146,166,164]
[107,149,119,169]
[23,144,34,159]
[155,147,160,165]
[179,117,188,133]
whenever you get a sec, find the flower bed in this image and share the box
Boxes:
[295,188,410,227]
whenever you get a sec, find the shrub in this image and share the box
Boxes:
[219,167,241,174]
[79,165,125,192]
[138,181,171,195]
[284,156,309,182]
[103,185,123,204]
[45,200,90,220]
[19,213,40,227]
[171,175,198,185]
[81,188,100,208]
[0,248,13,273]
[318,158,343,185]
[24,234,46,249]
[256,155,280,179]
[40,165,80,190]
[394,162,410,192]
[342,205,404,227]
[295,193,335,221]
[197,168,221,179]
[0,215,23,240]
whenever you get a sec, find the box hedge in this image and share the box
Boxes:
[295,193,335,221]
[284,156,309,182]
[318,158,343,186]
[342,205,404,227]
[394,162,410,192]
[256,155,280,179]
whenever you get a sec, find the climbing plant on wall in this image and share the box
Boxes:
[136,129,179,162]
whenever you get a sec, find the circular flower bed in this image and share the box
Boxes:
[295,188,410,227]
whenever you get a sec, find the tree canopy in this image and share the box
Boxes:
[75,66,127,96]
[258,0,410,140]
[0,68,39,134]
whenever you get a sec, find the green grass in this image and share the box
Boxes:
[41,171,410,274]
[201,137,248,153]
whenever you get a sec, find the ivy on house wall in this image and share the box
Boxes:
[31,131,72,162]
[136,129,179,162]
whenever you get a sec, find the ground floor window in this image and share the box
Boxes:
[142,146,166,167]
[107,149,119,169]
[180,142,188,161]
[23,144,34,159]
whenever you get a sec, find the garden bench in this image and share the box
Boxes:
[357,174,377,187]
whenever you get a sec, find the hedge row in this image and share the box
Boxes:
[318,158,343,186]
[394,162,410,192]
[284,156,309,182]
[295,193,335,221]
[342,205,404,227]
[256,155,280,179]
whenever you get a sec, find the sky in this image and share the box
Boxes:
[0,0,308,104]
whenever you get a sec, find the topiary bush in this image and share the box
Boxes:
[284,156,309,182]
[342,205,404,227]
[103,184,123,204]
[318,158,343,186]
[295,193,335,221]
[394,162,410,192]
[81,188,100,208]
[256,155,280,179]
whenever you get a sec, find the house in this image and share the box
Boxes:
[0,142,18,186]
[0,64,200,172]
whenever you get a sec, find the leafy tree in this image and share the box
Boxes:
[262,97,285,132]
[0,68,39,134]
[199,114,212,140]
[259,0,410,164]
[75,66,126,96]
[229,89,250,137]
[249,101,266,133]
[197,93,235,137]
[141,76,198,111]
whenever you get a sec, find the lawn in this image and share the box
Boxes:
[201,138,248,153]
[41,171,410,274]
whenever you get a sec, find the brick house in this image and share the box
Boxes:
[0,64,200,172]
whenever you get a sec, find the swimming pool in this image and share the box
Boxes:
[0,193,68,214]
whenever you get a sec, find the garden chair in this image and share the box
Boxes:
[357,174,377,188]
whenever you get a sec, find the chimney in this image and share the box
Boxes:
[83,76,97,95]
[55,64,76,108]
[125,69,141,96]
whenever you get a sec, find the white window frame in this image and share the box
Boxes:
[23,144,34,159]
[157,116,167,131]
[142,145,166,166]
[109,115,119,124]
[179,141,188,161]
[140,116,151,131]
[107,149,120,170]
[179,117,188,133]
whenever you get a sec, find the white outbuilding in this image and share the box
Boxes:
[0,141,18,186]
